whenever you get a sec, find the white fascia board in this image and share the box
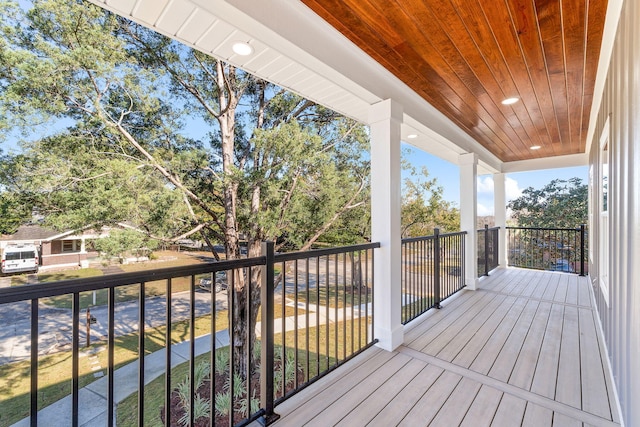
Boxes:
[585,0,624,157]
[501,153,588,173]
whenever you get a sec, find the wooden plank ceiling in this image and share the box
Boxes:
[301,0,608,163]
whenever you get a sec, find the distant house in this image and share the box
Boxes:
[0,225,102,270]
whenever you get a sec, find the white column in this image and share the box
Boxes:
[370,99,403,351]
[459,153,478,289]
[493,173,507,267]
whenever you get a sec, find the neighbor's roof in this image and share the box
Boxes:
[0,225,59,241]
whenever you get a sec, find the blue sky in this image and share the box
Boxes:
[402,144,588,216]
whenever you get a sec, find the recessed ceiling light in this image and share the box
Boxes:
[232,42,254,56]
[501,97,519,105]
[530,145,541,150]
[407,134,418,139]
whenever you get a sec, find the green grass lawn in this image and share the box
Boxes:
[294,284,372,309]
[10,268,104,287]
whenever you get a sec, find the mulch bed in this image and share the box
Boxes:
[161,363,304,426]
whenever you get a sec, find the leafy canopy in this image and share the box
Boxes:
[401,151,459,237]
[507,177,587,228]
[0,0,370,252]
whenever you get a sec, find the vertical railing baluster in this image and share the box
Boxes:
[434,229,441,309]
[342,253,347,361]
[30,299,38,427]
[260,241,279,425]
[138,282,145,426]
[229,272,235,427]
[72,292,79,427]
[305,257,310,383]
[357,251,363,351]
[334,253,338,363]
[246,267,252,418]
[401,243,405,324]
[108,287,115,427]
[280,261,285,398]
[484,225,489,276]
[189,275,195,427]
[350,252,355,356]
[411,242,415,321]
[580,224,586,276]
[209,275,215,427]
[165,279,172,427]
[293,259,298,389]
[315,256,321,376]
[370,248,374,344]
[325,255,330,371]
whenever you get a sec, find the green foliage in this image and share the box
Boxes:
[215,348,230,375]
[507,177,587,228]
[401,154,460,237]
[176,362,211,427]
[0,191,31,234]
[214,391,231,417]
[94,229,158,260]
[0,0,370,250]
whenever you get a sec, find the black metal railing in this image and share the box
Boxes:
[477,225,500,277]
[507,225,586,275]
[401,229,466,324]
[0,241,379,427]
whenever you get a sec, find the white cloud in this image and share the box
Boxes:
[477,176,494,193]
[477,202,493,216]
[505,177,523,201]
[476,176,523,206]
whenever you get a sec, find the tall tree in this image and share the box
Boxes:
[0,0,370,377]
[401,157,460,237]
[507,177,587,228]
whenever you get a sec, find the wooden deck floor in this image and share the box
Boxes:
[266,268,621,427]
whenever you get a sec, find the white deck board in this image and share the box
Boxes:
[459,385,503,427]
[491,393,528,426]
[531,303,564,398]
[366,363,444,426]
[522,402,554,426]
[508,301,553,390]
[396,370,461,426]
[267,268,621,427]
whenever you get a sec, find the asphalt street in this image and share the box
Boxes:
[0,289,226,365]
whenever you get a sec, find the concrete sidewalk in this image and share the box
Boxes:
[11,331,230,427]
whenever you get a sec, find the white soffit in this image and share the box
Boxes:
[501,153,588,173]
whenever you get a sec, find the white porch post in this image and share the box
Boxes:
[459,153,478,289]
[493,173,507,267]
[370,99,403,351]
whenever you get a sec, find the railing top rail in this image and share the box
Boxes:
[477,226,501,232]
[273,242,380,263]
[506,226,584,232]
[0,242,383,304]
[0,256,266,304]
[402,230,467,244]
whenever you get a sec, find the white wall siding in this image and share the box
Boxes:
[589,0,640,424]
